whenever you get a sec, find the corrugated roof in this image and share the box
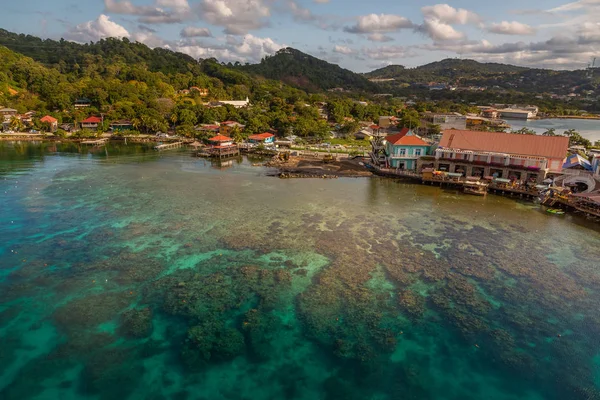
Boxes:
[81,116,102,123]
[439,130,569,159]
[40,115,57,123]
[563,154,592,170]
[209,135,233,142]
[385,128,428,146]
[248,133,274,140]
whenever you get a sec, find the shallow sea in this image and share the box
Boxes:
[1,141,600,400]
[506,118,600,141]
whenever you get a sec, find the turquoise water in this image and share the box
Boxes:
[1,141,600,400]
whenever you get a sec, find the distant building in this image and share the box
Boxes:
[216,97,250,108]
[425,113,467,130]
[434,130,569,183]
[384,128,430,171]
[378,116,399,129]
[190,87,209,96]
[74,98,92,108]
[497,109,535,120]
[80,116,102,131]
[248,133,275,144]
[0,108,18,117]
[40,115,58,132]
[220,121,245,136]
[481,109,498,119]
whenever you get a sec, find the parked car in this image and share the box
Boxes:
[156,133,169,138]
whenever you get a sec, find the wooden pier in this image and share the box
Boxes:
[81,138,109,146]
[154,141,183,151]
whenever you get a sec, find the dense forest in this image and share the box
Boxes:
[239,48,379,92]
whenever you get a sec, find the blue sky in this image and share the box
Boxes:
[1,0,599,71]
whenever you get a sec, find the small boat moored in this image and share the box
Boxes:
[463,178,488,196]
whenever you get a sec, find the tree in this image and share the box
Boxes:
[9,116,25,132]
[512,127,536,135]
[542,128,556,136]
[400,109,420,129]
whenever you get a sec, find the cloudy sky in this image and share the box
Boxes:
[1,0,599,71]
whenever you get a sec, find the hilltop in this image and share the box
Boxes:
[239,48,378,92]
[365,58,595,95]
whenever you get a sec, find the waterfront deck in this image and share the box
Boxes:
[154,141,183,151]
[81,138,109,146]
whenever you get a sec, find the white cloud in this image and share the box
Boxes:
[180,26,212,37]
[367,33,394,42]
[288,0,315,21]
[333,45,354,55]
[362,45,414,60]
[199,0,271,35]
[176,34,284,63]
[487,21,536,35]
[421,4,481,25]
[313,0,329,3]
[344,13,414,34]
[418,19,465,41]
[66,14,130,42]
[548,0,600,12]
[104,0,190,24]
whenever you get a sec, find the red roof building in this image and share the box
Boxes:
[208,135,233,143]
[385,128,428,146]
[248,133,275,143]
[435,130,570,179]
[40,115,58,123]
[438,130,569,160]
[81,116,102,124]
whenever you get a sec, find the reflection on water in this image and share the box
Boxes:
[1,142,600,400]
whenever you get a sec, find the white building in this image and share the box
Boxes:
[216,97,250,108]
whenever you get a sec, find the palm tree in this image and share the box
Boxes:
[542,128,556,136]
[9,116,25,132]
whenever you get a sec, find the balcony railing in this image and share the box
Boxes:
[390,154,421,159]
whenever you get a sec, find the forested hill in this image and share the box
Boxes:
[239,48,378,92]
[0,29,202,75]
[366,59,528,81]
[365,58,594,95]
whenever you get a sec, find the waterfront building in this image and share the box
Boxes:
[208,134,239,158]
[80,116,102,131]
[109,120,134,133]
[497,108,535,119]
[384,128,430,170]
[248,133,275,144]
[40,115,58,132]
[434,130,569,183]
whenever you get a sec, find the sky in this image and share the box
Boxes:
[1,0,599,72]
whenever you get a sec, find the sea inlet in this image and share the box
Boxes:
[1,141,600,400]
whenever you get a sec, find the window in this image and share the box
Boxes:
[415,149,422,156]
[399,148,406,156]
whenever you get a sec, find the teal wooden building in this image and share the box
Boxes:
[385,128,430,170]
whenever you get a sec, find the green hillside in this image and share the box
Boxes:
[240,48,378,92]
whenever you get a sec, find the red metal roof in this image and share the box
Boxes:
[385,128,428,146]
[248,133,274,140]
[209,135,233,142]
[439,130,569,160]
[221,120,238,125]
[81,116,102,123]
[40,115,57,123]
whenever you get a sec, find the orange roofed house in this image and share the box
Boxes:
[208,134,240,158]
[435,130,569,183]
[80,116,102,131]
[248,132,275,144]
[40,115,58,132]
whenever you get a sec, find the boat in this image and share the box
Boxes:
[546,208,565,215]
[463,180,488,196]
